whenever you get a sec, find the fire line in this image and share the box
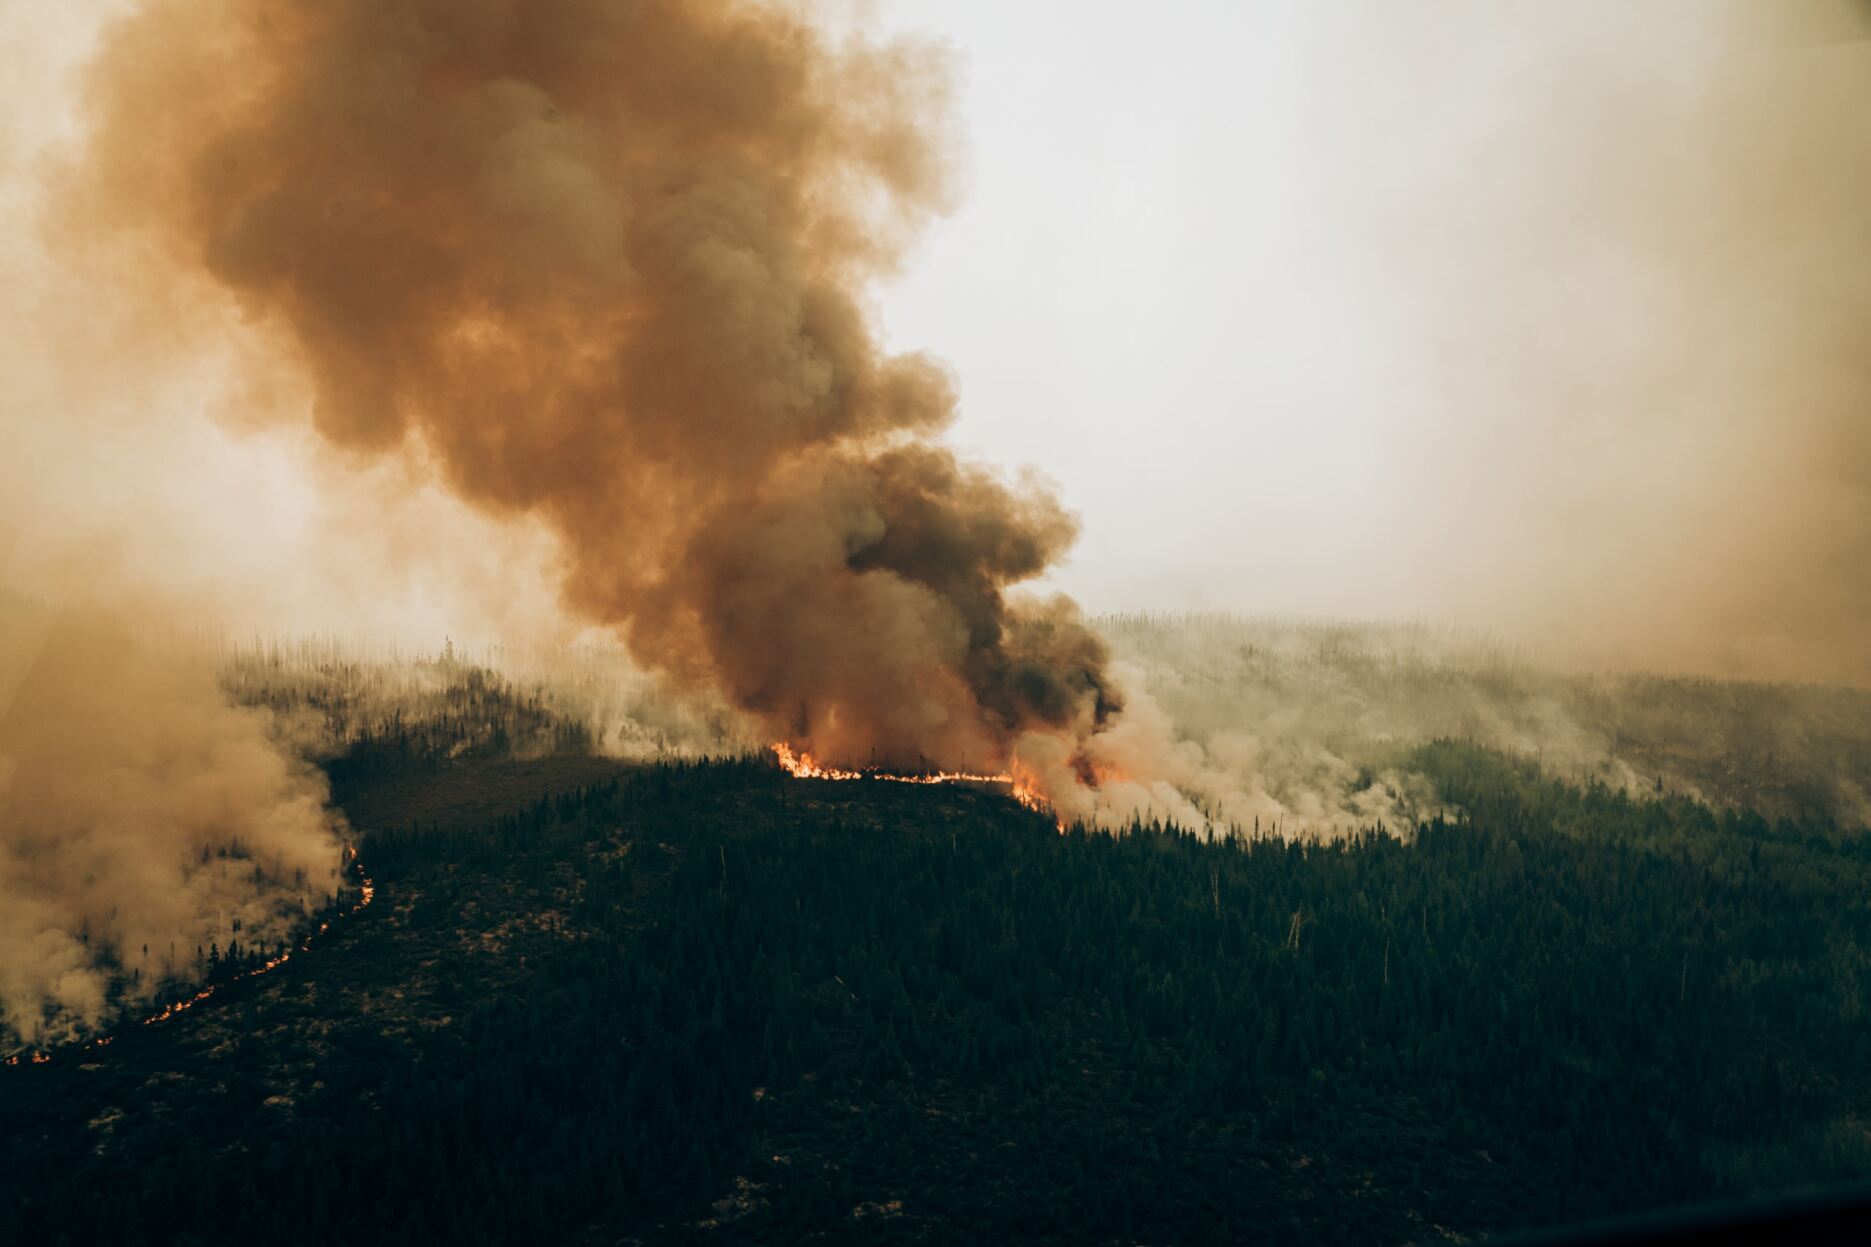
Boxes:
[770,743,1061,827]
[3,854,376,1068]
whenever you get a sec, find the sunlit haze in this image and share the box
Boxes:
[7,7,1871,1241]
[873,1,1871,682]
[6,1,1870,682]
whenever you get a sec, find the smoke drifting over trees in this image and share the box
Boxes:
[61,0,1119,777]
[0,600,342,1046]
[5,0,1871,1044]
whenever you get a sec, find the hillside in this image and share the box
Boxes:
[4,746,1869,1244]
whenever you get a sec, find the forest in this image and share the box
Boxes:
[3,643,1869,1243]
[6,0,1867,1239]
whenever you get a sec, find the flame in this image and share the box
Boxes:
[7,859,376,1069]
[771,742,867,782]
[1008,771,1052,820]
[772,743,1064,829]
[141,869,375,1029]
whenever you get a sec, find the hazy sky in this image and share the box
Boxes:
[3,0,1868,681]
[873,0,1359,614]
[862,1,1871,671]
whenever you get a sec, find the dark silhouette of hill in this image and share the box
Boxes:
[3,746,1868,1244]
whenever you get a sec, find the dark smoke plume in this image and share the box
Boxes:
[68,0,1119,775]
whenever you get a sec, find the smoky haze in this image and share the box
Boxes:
[5,0,1871,1044]
[59,0,1121,778]
[876,0,1871,688]
[0,598,343,1046]
[20,0,1867,816]
[28,0,1870,728]
[1326,0,1871,684]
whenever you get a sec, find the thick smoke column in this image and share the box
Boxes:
[66,0,1119,777]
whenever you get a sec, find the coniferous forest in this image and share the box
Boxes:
[4,721,1869,1244]
[7,0,1870,1240]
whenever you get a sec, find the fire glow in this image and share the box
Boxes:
[4,857,375,1068]
[771,743,1059,826]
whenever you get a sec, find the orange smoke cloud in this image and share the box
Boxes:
[64,0,1119,775]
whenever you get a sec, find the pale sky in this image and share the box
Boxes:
[863,0,1871,652]
[5,0,1868,679]
[873,0,1366,615]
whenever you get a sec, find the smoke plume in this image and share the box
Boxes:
[0,598,344,1046]
[59,0,1120,779]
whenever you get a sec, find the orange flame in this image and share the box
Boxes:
[771,743,1063,829]
[141,872,375,1029]
[771,742,866,781]
[1008,770,1053,821]
[7,862,376,1069]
